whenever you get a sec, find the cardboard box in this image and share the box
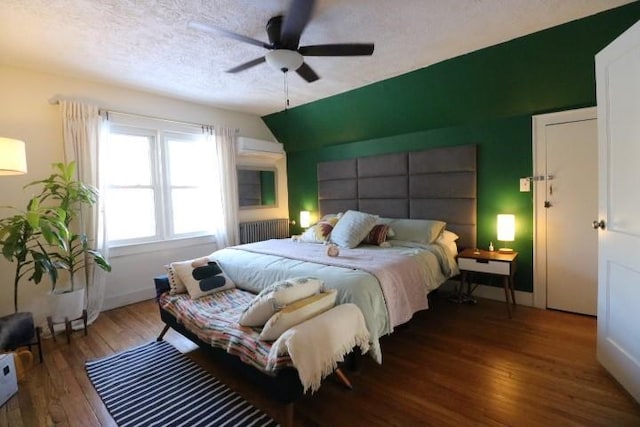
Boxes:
[0,353,18,407]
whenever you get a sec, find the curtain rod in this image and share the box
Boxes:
[48,97,240,133]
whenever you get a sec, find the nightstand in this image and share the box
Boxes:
[457,248,519,318]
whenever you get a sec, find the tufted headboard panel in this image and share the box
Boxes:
[317,145,477,249]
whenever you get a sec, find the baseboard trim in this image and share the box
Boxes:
[439,281,534,307]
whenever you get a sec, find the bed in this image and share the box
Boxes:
[154,144,476,423]
[211,144,477,361]
[213,233,457,362]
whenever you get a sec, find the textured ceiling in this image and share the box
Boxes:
[0,0,634,116]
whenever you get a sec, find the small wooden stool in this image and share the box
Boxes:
[47,309,88,344]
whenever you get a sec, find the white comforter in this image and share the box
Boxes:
[211,239,458,363]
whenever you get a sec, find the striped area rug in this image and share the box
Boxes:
[85,340,278,427]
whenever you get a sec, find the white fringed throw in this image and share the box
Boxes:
[267,303,370,394]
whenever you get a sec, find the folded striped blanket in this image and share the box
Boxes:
[159,290,293,373]
[161,289,370,393]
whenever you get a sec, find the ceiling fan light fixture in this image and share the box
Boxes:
[265,49,303,73]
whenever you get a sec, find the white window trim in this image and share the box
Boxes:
[108,234,216,259]
[106,114,215,249]
[108,112,202,135]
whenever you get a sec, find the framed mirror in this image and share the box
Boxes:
[237,167,277,208]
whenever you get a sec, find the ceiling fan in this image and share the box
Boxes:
[188,0,374,83]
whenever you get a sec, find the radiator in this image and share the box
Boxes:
[239,218,290,244]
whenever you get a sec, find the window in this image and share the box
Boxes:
[105,115,216,247]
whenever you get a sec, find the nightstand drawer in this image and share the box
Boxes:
[459,257,511,275]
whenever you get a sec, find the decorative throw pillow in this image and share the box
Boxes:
[238,277,324,327]
[387,218,447,244]
[164,264,186,294]
[298,220,335,243]
[259,289,338,341]
[330,210,378,248]
[320,212,342,222]
[171,259,235,300]
[362,224,390,246]
[376,218,396,237]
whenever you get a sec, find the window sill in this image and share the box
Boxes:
[109,235,216,258]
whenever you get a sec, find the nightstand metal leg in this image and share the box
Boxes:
[449,272,477,304]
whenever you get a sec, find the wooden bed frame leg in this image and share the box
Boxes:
[282,402,294,427]
[335,367,353,390]
[156,324,170,342]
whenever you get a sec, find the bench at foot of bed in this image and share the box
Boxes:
[153,275,370,426]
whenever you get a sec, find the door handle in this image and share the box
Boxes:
[592,219,606,230]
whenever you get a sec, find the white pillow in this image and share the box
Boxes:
[387,218,446,244]
[438,230,459,243]
[436,230,460,256]
[330,210,379,248]
[171,259,235,300]
[259,290,338,341]
[239,277,324,327]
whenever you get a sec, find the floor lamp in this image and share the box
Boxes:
[0,137,28,175]
[0,137,41,363]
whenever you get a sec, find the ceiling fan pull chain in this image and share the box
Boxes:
[283,71,290,110]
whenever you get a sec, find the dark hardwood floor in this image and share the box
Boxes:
[2,291,639,426]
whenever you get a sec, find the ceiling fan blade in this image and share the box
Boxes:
[266,16,283,46]
[188,21,270,49]
[227,57,266,73]
[296,62,319,83]
[281,0,315,49]
[298,43,375,56]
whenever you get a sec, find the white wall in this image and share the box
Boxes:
[0,65,289,323]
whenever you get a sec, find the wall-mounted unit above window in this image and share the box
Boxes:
[237,137,285,159]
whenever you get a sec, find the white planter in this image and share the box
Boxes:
[49,287,85,323]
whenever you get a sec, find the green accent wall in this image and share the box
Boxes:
[262,4,640,293]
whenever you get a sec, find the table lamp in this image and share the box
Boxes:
[497,214,515,253]
[299,210,311,229]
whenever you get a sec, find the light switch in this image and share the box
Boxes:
[520,178,531,192]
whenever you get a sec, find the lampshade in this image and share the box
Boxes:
[497,214,515,252]
[300,211,311,229]
[265,49,304,73]
[0,137,28,175]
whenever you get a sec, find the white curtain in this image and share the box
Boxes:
[59,100,109,324]
[206,126,239,248]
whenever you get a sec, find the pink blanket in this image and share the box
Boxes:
[233,239,430,328]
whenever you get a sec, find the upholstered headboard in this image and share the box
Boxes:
[317,145,477,249]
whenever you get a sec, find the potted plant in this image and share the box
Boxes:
[27,162,111,322]
[0,197,65,312]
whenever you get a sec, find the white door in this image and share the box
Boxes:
[595,19,640,403]
[532,109,598,315]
